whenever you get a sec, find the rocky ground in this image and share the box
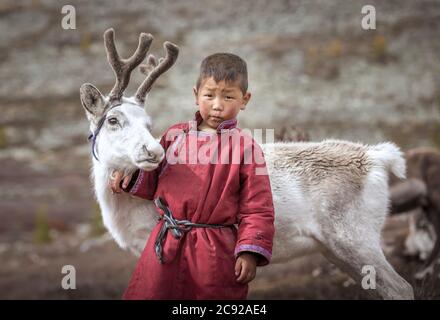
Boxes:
[1,213,438,300]
[1,0,439,299]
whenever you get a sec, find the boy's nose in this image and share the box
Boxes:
[212,98,224,111]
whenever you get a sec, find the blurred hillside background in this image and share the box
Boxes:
[0,0,439,299]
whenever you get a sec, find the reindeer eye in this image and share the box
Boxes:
[108,117,119,125]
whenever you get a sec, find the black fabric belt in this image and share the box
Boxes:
[153,197,231,264]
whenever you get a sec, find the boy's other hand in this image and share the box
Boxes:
[235,252,257,284]
[109,170,133,194]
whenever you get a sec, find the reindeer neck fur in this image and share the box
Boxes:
[91,155,157,256]
[88,98,161,256]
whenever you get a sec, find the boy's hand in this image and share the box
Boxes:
[109,170,133,194]
[235,252,257,284]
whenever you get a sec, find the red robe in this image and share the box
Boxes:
[122,111,275,300]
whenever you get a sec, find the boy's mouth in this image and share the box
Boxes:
[210,116,223,122]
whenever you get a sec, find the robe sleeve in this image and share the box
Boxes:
[124,167,159,200]
[123,125,184,200]
[234,139,275,266]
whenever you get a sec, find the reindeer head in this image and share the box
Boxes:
[80,28,179,171]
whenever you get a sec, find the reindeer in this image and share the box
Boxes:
[80,29,414,300]
[389,148,440,279]
[80,28,177,255]
[277,126,440,280]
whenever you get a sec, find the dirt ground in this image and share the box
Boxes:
[1,211,438,300]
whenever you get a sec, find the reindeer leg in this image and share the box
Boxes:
[319,244,380,299]
[416,206,440,279]
[319,234,414,300]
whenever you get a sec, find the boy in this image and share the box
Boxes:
[111,53,275,300]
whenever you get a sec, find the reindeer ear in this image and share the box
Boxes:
[80,83,106,121]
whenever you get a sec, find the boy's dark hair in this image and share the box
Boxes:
[196,53,248,94]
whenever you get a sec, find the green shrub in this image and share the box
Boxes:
[0,127,7,149]
[372,35,388,62]
[89,202,106,237]
[33,205,52,244]
[325,40,343,58]
[80,32,92,53]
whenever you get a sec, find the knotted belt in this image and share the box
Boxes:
[153,197,231,264]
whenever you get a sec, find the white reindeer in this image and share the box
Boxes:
[80,29,414,300]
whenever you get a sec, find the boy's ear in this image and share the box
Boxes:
[240,92,251,110]
[193,86,199,105]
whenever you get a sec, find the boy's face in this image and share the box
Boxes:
[193,77,251,130]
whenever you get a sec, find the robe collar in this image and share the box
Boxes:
[188,111,238,133]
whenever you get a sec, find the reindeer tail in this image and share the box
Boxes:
[368,142,406,179]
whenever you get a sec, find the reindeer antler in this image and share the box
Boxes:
[104,28,153,103]
[139,55,159,75]
[135,41,179,105]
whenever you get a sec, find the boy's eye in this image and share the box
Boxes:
[204,94,213,97]
[226,96,234,99]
